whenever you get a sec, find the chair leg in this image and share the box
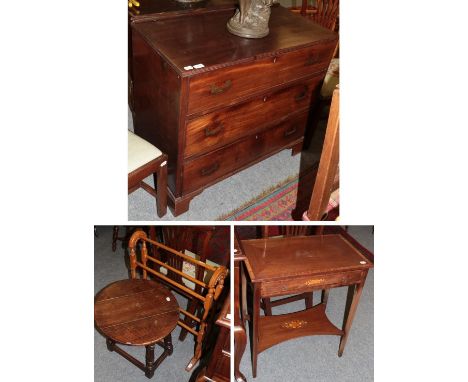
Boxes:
[155,160,167,217]
[112,226,119,252]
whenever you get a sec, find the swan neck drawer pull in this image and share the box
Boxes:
[294,86,309,102]
[210,80,232,95]
[200,162,220,176]
[205,123,224,137]
[284,126,298,137]
[295,91,307,102]
[305,56,318,66]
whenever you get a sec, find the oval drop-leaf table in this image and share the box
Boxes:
[94,279,179,378]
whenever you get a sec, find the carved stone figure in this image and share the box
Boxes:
[227,0,278,38]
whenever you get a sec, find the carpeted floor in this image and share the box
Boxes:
[95,226,373,381]
[239,225,374,382]
[128,110,325,221]
[94,226,203,382]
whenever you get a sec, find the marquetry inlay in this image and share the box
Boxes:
[280,320,308,329]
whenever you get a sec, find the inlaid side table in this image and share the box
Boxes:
[94,279,179,378]
[241,234,373,377]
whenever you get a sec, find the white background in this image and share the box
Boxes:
[1,1,467,381]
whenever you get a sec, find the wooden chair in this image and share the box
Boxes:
[128,130,168,218]
[128,230,227,372]
[304,86,339,221]
[292,1,339,146]
[112,225,142,252]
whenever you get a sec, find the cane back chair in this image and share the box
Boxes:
[128,230,228,371]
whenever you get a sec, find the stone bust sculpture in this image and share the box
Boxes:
[227,0,278,38]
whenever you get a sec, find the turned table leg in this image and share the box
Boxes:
[164,334,173,355]
[145,344,155,378]
[338,272,368,357]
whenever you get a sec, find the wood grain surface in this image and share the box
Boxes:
[94,279,179,346]
[242,234,372,282]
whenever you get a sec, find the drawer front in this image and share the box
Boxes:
[182,112,308,193]
[261,271,364,297]
[185,77,322,158]
[187,40,337,115]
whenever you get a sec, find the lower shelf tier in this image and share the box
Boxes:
[257,303,343,353]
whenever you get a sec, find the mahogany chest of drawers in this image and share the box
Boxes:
[131,6,338,215]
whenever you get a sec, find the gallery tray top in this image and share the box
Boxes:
[241,234,373,282]
[131,6,338,76]
[128,0,237,23]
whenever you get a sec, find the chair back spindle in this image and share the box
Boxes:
[309,0,339,31]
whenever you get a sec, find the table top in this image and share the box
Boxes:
[132,6,337,74]
[242,234,373,282]
[94,279,179,346]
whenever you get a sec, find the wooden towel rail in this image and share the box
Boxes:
[128,230,228,371]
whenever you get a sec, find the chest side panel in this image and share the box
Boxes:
[131,28,182,193]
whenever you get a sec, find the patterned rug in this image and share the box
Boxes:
[221,176,300,221]
[219,165,339,221]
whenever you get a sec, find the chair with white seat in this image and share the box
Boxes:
[128,130,168,217]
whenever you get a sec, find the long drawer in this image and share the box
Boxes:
[187,40,337,115]
[181,112,308,193]
[184,77,322,158]
[261,271,364,297]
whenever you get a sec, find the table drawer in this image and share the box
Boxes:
[261,271,364,297]
[184,77,322,158]
[182,112,308,193]
[187,40,337,115]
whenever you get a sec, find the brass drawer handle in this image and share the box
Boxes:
[305,55,319,66]
[205,123,224,137]
[200,162,219,176]
[284,126,297,137]
[295,90,308,102]
[210,80,232,95]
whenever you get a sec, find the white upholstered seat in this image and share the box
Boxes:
[128,131,162,173]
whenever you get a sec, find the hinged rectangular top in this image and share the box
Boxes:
[242,234,373,282]
[132,5,338,76]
